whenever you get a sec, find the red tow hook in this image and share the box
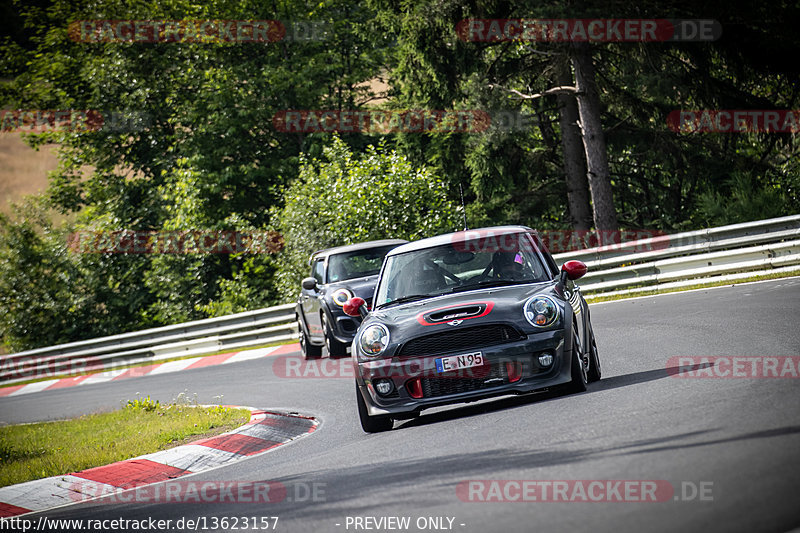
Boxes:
[505,361,523,383]
[407,377,423,398]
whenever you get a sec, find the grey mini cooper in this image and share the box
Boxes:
[343,226,601,432]
[295,239,407,359]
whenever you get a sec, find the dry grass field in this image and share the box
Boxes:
[0,134,59,215]
[0,74,393,218]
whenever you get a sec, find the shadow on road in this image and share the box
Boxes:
[624,425,800,455]
[593,363,713,392]
[394,364,696,431]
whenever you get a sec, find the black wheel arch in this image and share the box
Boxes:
[296,305,312,338]
[561,299,577,353]
[320,301,335,331]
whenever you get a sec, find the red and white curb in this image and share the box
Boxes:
[0,344,300,399]
[0,408,317,518]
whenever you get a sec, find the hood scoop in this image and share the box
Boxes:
[426,304,486,323]
[416,301,495,326]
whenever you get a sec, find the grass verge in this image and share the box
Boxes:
[586,270,800,303]
[0,396,250,488]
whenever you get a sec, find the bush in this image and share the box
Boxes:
[272,136,459,301]
[696,172,795,227]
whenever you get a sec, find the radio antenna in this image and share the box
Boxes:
[459,182,468,231]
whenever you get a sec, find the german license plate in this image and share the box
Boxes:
[435,352,484,373]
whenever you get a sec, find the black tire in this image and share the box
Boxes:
[322,313,348,358]
[587,331,601,383]
[356,382,393,433]
[564,329,588,394]
[299,320,322,360]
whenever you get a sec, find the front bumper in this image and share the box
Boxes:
[329,312,360,344]
[355,329,573,417]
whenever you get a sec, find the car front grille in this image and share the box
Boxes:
[419,363,509,398]
[396,324,523,357]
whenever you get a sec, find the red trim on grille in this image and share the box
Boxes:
[416,301,495,326]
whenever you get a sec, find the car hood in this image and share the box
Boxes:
[324,275,379,304]
[363,281,565,343]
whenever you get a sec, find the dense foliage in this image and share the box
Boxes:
[1,0,798,350]
[273,136,458,301]
[1,0,390,349]
[373,0,800,231]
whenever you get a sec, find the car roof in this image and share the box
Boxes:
[310,239,409,261]
[385,226,536,256]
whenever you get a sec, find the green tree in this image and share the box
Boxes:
[272,135,458,301]
[0,0,391,348]
[371,0,800,232]
[0,198,93,351]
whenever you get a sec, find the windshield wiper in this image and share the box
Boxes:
[449,279,535,293]
[380,293,440,309]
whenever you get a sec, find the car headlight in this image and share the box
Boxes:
[331,288,354,307]
[359,324,390,356]
[524,296,560,328]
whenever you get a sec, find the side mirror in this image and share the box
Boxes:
[561,260,588,281]
[301,277,318,291]
[343,297,368,319]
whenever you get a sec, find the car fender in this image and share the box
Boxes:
[319,300,333,332]
[320,301,354,344]
[561,299,580,354]
[296,302,322,343]
[295,303,310,337]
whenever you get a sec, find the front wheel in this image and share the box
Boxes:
[323,313,348,358]
[299,320,322,360]
[356,383,393,433]
[587,331,601,383]
[564,330,588,394]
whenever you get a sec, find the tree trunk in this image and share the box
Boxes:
[571,43,618,236]
[556,59,592,231]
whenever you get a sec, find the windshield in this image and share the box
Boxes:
[326,244,398,283]
[375,232,550,308]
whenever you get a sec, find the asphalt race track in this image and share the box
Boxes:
[2,278,799,533]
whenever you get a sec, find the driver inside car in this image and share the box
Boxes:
[414,257,448,294]
[490,249,534,281]
[390,254,448,298]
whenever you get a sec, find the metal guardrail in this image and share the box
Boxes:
[551,214,800,295]
[1,304,298,385]
[552,214,800,265]
[2,215,799,385]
